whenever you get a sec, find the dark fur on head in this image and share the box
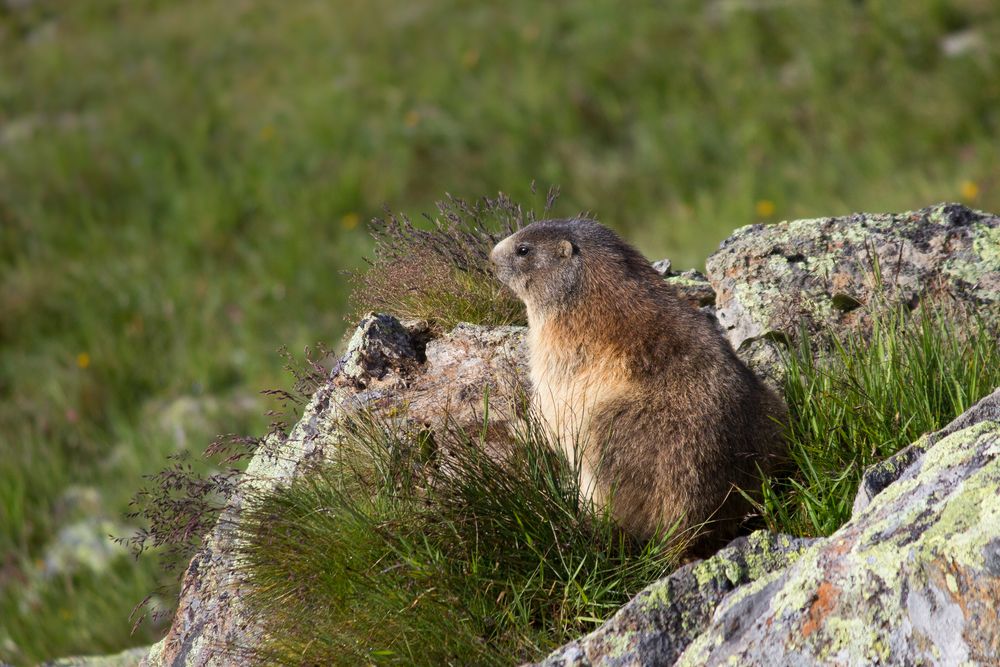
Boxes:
[491,218,663,320]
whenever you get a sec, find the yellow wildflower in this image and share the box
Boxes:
[960,180,980,201]
[340,212,361,231]
[755,199,776,218]
[76,352,90,369]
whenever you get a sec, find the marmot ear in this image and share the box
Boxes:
[557,239,574,258]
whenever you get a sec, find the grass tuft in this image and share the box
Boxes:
[237,398,683,666]
[349,189,560,330]
[760,305,1000,537]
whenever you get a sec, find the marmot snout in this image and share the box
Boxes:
[492,218,788,550]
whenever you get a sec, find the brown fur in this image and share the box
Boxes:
[491,218,788,550]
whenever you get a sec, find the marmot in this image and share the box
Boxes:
[490,218,787,549]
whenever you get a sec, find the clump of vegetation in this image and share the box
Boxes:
[350,188,559,330]
[237,401,683,666]
[761,305,1000,537]
[232,274,1000,665]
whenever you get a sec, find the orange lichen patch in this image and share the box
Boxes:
[801,581,841,638]
[930,558,1000,660]
[825,533,855,559]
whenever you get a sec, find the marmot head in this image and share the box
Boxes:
[491,218,644,318]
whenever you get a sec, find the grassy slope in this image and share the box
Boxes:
[2,0,1000,662]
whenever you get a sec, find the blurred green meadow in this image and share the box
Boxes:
[2,0,999,662]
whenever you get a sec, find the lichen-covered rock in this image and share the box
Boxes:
[852,390,1000,515]
[40,518,131,579]
[533,531,817,667]
[142,383,347,667]
[676,387,1000,666]
[44,646,149,667]
[337,312,422,385]
[653,260,717,309]
[706,203,1000,381]
[143,315,527,667]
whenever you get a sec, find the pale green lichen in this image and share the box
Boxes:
[664,275,710,289]
[751,555,823,621]
[765,254,791,274]
[818,617,885,663]
[597,629,637,659]
[732,281,784,324]
[805,254,836,277]
[908,421,996,487]
[848,423,999,586]
[676,417,1000,665]
[940,222,1000,295]
[742,531,811,580]
[920,428,1000,571]
[684,531,795,591]
[926,205,952,226]
[783,216,828,239]
[638,577,672,611]
[973,223,1000,266]
[691,552,743,589]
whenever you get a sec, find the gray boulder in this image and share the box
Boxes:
[142,315,527,666]
[44,646,149,667]
[534,531,817,667]
[852,389,1000,514]
[705,203,1000,383]
[676,387,1000,665]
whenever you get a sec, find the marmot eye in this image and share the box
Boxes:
[516,244,531,256]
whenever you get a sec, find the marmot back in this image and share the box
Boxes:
[491,218,787,550]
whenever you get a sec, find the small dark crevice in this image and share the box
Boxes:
[406,326,433,364]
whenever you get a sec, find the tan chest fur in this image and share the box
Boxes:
[528,322,631,504]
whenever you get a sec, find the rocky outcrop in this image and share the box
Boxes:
[653,260,716,309]
[677,388,1000,666]
[142,318,526,666]
[143,204,1000,666]
[852,389,1000,515]
[705,203,1000,384]
[536,532,818,667]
